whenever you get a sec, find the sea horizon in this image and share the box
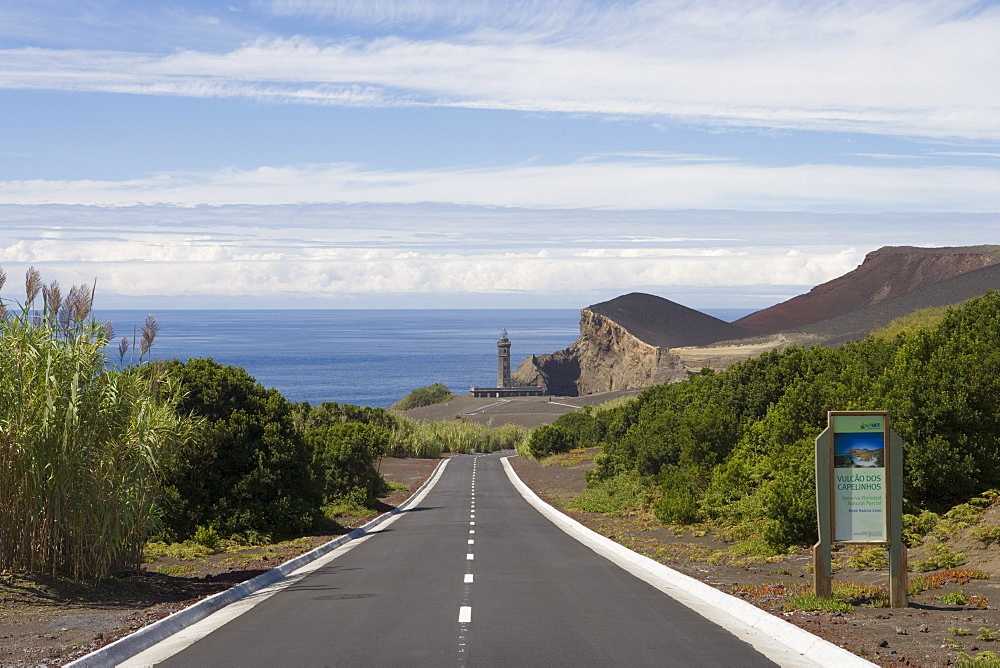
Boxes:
[96,308,756,408]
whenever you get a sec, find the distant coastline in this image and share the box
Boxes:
[96,308,754,408]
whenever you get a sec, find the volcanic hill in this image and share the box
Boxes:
[512,293,751,396]
[735,245,1000,334]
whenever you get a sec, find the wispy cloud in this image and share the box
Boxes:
[850,153,924,160]
[932,151,1000,158]
[1,160,998,212]
[2,1,998,140]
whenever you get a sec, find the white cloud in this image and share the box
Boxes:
[1,160,998,212]
[1,1,998,139]
[0,204,995,308]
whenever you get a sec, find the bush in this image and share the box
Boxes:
[307,422,389,507]
[568,472,652,514]
[524,425,575,458]
[550,411,603,448]
[193,526,221,552]
[160,359,323,541]
[654,467,700,525]
[392,383,453,410]
[902,510,940,546]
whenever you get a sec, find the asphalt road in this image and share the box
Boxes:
[143,453,778,667]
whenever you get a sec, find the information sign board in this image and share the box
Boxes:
[815,411,905,606]
[832,414,887,542]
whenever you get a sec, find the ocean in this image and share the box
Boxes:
[98,308,754,408]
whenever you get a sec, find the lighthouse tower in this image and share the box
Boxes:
[470,330,542,398]
[497,329,512,388]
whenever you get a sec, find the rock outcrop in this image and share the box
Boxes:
[512,293,749,396]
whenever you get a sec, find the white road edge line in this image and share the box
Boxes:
[69,457,454,668]
[500,456,876,668]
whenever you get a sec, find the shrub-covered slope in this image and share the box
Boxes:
[536,291,1000,552]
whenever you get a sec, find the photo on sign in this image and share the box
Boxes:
[833,432,885,468]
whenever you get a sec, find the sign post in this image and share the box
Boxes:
[815,411,906,607]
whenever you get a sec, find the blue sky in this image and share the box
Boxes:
[1,0,998,309]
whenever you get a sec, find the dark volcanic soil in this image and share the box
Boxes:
[588,292,752,348]
[799,261,1000,346]
[736,245,1000,335]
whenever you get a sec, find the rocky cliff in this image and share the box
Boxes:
[512,293,748,396]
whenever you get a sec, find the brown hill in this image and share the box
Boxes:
[798,260,1000,345]
[588,292,751,348]
[735,245,1000,334]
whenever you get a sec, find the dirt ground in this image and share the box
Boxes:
[5,451,1000,667]
[509,451,1000,667]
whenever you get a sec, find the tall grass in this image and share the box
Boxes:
[0,268,187,579]
[388,418,528,458]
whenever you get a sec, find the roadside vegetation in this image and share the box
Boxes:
[0,268,189,580]
[521,291,1000,556]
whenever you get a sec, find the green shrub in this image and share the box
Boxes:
[902,510,940,546]
[550,411,604,448]
[568,472,651,514]
[160,358,323,541]
[295,401,406,432]
[941,589,969,605]
[871,305,950,340]
[392,383,453,410]
[912,543,966,572]
[525,424,576,459]
[971,525,1000,547]
[193,526,221,552]
[307,422,389,507]
[845,545,889,570]
[654,467,700,525]
[783,593,852,613]
[956,650,1000,667]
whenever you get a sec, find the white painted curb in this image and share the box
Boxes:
[501,456,876,668]
[67,457,452,668]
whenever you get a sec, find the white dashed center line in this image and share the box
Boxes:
[460,457,480,665]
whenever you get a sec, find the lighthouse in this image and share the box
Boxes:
[469,329,543,398]
[497,329,512,388]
